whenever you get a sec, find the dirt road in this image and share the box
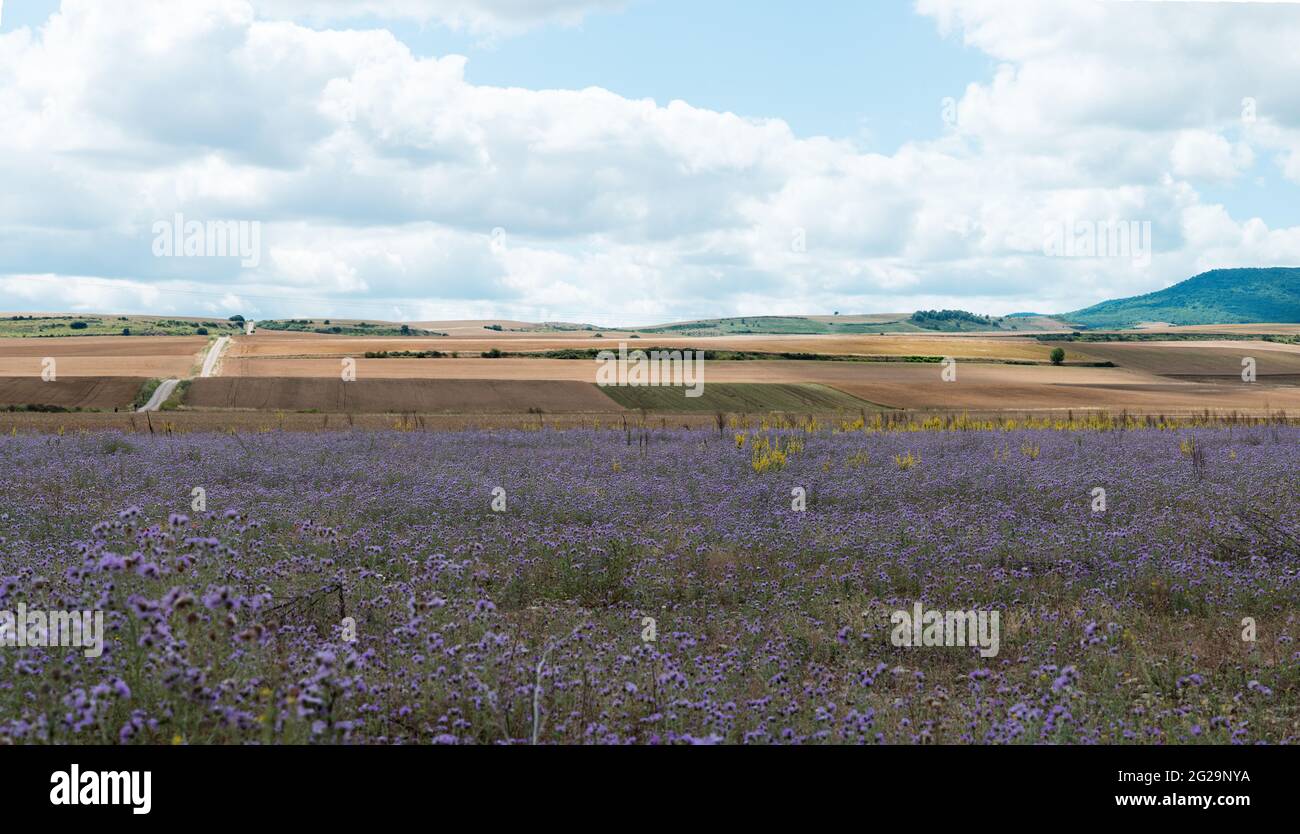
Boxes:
[136,378,179,412]
[200,336,229,377]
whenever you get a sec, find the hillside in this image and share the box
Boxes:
[630,313,1067,337]
[1066,268,1300,329]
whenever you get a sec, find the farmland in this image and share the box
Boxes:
[223,332,1085,362]
[0,336,206,381]
[0,422,1294,744]
[1065,341,1300,382]
[598,382,882,412]
[1,324,1299,418]
[184,378,622,413]
[0,377,147,411]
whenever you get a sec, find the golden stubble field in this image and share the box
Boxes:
[0,336,206,377]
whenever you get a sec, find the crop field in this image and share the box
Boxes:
[0,377,147,410]
[185,378,623,413]
[0,336,206,379]
[225,332,1083,362]
[1123,323,1300,336]
[2,332,1299,417]
[599,382,884,412]
[0,423,1294,745]
[1070,341,1300,380]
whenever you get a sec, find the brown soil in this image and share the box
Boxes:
[0,377,147,409]
[1074,341,1300,377]
[184,378,625,413]
[0,336,207,356]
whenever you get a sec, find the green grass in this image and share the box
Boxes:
[595,382,887,412]
[159,379,192,411]
[132,379,163,410]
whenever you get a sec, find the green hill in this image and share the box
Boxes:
[1066,268,1300,328]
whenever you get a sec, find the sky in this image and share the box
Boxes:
[2,0,1300,325]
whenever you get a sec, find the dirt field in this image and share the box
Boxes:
[599,383,881,412]
[832,378,1298,411]
[4,331,1298,415]
[1073,340,1300,378]
[1125,323,1300,335]
[209,355,1300,412]
[216,356,1151,384]
[0,336,207,356]
[0,377,146,409]
[225,333,1083,362]
[0,335,206,378]
[185,378,624,413]
[0,356,201,377]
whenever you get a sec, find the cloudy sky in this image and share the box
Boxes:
[2,0,1300,325]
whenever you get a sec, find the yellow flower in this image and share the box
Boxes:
[171,734,184,745]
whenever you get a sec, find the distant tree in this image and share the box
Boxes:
[70,321,89,330]
[400,324,411,335]
[1050,347,1066,366]
[122,327,131,336]
[196,327,209,336]
[229,315,244,322]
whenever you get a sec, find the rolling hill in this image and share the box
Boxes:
[627,312,1068,336]
[1066,267,1300,329]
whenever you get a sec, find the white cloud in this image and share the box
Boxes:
[1170,130,1253,181]
[250,0,623,35]
[3,0,1300,321]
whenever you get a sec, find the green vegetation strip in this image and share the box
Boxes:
[260,320,447,337]
[160,379,192,411]
[132,379,163,410]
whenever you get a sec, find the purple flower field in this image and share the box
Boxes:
[0,424,1296,744]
